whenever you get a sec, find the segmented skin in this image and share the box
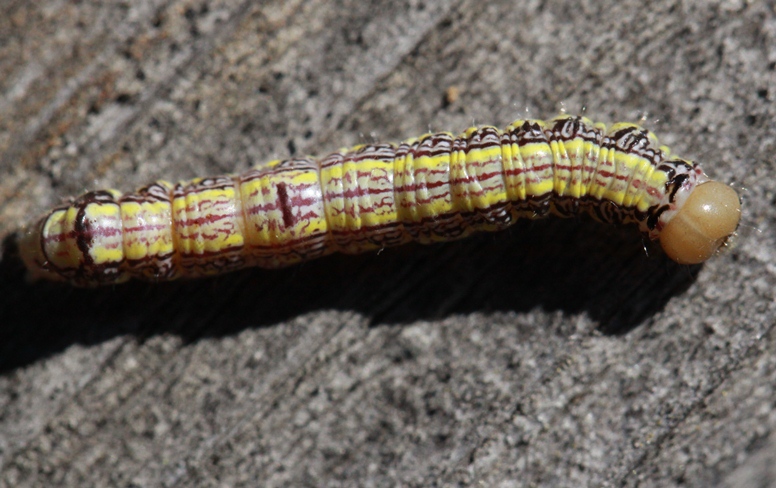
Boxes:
[21,114,706,286]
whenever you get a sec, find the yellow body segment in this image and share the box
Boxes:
[522,145,555,198]
[172,181,245,256]
[121,199,175,260]
[320,146,400,253]
[395,135,455,219]
[453,127,508,213]
[41,208,83,271]
[241,159,329,267]
[121,182,175,261]
[82,201,124,265]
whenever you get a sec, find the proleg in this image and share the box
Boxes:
[18,114,741,286]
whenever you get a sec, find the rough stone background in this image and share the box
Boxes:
[0,1,774,486]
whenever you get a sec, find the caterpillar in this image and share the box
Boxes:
[18,114,741,287]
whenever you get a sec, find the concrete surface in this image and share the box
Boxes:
[0,0,775,486]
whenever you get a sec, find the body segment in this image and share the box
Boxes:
[19,114,740,286]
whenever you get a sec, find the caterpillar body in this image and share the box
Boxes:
[19,114,741,287]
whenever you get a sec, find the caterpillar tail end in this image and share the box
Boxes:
[18,220,65,283]
[659,181,741,264]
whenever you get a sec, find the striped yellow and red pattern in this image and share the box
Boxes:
[19,114,739,286]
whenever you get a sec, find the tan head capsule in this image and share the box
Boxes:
[659,181,741,264]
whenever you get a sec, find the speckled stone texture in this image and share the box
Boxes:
[0,1,775,486]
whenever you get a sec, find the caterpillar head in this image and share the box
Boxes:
[659,181,741,264]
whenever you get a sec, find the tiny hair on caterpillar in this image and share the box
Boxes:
[18,114,741,287]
